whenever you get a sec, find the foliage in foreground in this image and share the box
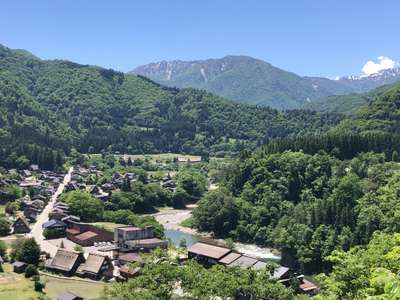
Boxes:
[101,249,293,300]
[316,232,400,300]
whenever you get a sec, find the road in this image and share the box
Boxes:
[30,167,73,257]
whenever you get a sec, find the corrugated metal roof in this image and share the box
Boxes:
[188,242,231,260]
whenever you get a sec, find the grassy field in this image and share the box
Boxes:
[0,264,40,300]
[91,222,125,232]
[42,274,106,299]
[0,264,106,300]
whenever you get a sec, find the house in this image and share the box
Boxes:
[49,208,69,220]
[252,260,267,270]
[101,183,114,192]
[124,238,168,251]
[29,164,39,171]
[24,207,41,222]
[31,199,46,209]
[188,242,232,266]
[114,226,167,251]
[71,231,100,247]
[218,252,242,265]
[118,252,143,265]
[13,261,27,273]
[273,266,291,281]
[67,223,113,246]
[177,156,202,163]
[119,265,141,281]
[114,226,154,246]
[76,253,113,280]
[299,278,318,295]
[13,216,30,234]
[54,202,70,211]
[88,185,100,195]
[45,249,85,276]
[161,179,176,189]
[61,215,81,224]
[228,255,258,269]
[65,182,79,192]
[42,219,67,234]
[57,291,83,300]
[21,170,32,177]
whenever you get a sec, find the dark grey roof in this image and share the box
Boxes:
[43,219,67,229]
[13,261,27,267]
[273,266,290,279]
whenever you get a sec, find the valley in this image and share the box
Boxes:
[0,39,400,299]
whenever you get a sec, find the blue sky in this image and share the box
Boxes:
[1,0,399,77]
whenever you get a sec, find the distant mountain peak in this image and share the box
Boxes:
[131,56,400,110]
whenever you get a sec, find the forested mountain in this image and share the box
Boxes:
[303,83,395,115]
[0,44,342,169]
[132,55,356,109]
[132,55,400,110]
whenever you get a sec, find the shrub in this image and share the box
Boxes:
[25,264,38,278]
[34,279,45,292]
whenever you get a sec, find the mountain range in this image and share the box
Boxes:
[131,56,400,110]
[0,43,343,169]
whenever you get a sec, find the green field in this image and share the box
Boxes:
[42,274,106,300]
[0,264,40,300]
[91,222,125,232]
[0,264,106,300]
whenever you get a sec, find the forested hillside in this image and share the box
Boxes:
[0,44,342,169]
[193,151,400,274]
[303,83,395,115]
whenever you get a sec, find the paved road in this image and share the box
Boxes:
[30,167,73,257]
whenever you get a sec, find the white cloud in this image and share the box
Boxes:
[362,56,396,75]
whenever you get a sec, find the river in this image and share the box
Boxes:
[154,206,282,262]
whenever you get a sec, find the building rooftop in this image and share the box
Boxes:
[218,252,241,265]
[118,253,143,264]
[188,242,232,260]
[78,253,107,274]
[75,231,98,241]
[273,266,290,279]
[252,261,267,270]
[47,249,82,272]
[117,226,142,232]
[228,255,258,269]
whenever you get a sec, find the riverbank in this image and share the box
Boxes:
[152,206,281,261]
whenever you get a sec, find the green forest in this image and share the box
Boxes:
[0,44,342,171]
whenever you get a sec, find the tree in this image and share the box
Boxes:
[171,188,188,209]
[43,228,61,240]
[193,189,239,237]
[25,264,38,278]
[34,279,45,292]
[74,245,83,253]
[12,238,40,265]
[0,240,7,258]
[176,169,207,199]
[5,201,19,215]
[63,191,104,222]
[0,218,10,236]
[392,150,399,162]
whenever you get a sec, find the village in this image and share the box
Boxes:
[0,156,317,299]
